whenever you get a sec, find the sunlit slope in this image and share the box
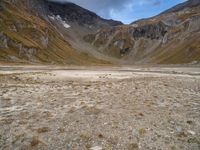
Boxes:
[84,0,200,64]
[0,0,107,64]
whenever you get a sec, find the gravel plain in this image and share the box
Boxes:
[0,66,200,150]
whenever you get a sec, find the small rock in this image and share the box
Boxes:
[90,146,102,150]
[2,96,11,100]
[187,130,195,135]
[186,120,193,124]
[175,126,182,133]
[98,133,104,138]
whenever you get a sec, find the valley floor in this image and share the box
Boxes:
[0,66,200,150]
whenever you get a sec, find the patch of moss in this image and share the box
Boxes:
[187,138,199,144]
[30,137,46,147]
[36,127,50,133]
[138,128,147,136]
[129,143,139,150]
[80,132,92,141]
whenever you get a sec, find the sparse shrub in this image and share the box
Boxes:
[138,128,147,136]
[37,127,50,133]
[129,143,139,149]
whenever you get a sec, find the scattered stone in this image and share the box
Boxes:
[1,67,200,150]
[85,144,92,149]
[90,146,102,150]
[98,133,104,138]
[2,96,11,100]
[138,113,144,116]
[177,132,187,138]
[58,127,65,133]
[68,106,76,113]
[80,133,92,141]
[187,130,195,135]
[84,106,101,115]
[186,120,193,125]
[175,126,183,133]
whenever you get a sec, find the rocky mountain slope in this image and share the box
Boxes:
[42,0,123,63]
[0,0,200,65]
[84,0,200,64]
[0,0,120,64]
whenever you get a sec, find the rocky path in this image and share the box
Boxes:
[0,66,200,150]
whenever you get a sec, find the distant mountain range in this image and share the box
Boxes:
[0,0,200,64]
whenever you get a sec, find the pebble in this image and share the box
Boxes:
[187,130,195,135]
[176,126,182,133]
[90,146,102,150]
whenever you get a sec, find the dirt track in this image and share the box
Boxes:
[0,66,200,150]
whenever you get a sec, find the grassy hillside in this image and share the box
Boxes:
[0,0,108,65]
[84,3,200,64]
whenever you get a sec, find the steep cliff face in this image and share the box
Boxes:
[0,0,108,64]
[132,22,168,40]
[84,0,200,64]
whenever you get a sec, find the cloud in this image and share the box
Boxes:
[49,0,160,18]
[153,1,162,6]
[48,0,186,24]
[51,0,133,18]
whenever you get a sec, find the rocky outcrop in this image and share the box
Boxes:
[132,22,168,40]
[40,29,49,48]
[188,16,200,32]
[0,32,39,61]
[40,36,48,48]
[0,32,8,48]
[120,47,130,55]
[19,47,38,60]
[83,0,200,64]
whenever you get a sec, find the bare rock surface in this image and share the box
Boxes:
[0,66,200,150]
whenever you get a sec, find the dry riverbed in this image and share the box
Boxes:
[0,66,200,150]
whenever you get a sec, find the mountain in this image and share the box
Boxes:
[44,1,123,28]
[0,0,121,64]
[84,0,200,64]
[41,0,123,63]
[0,0,200,65]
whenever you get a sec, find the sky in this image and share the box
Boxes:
[50,0,187,24]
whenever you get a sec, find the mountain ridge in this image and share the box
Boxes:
[84,0,200,64]
[0,0,200,65]
[161,0,200,14]
[45,0,123,27]
[0,0,110,64]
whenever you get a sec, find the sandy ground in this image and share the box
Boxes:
[0,66,200,150]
